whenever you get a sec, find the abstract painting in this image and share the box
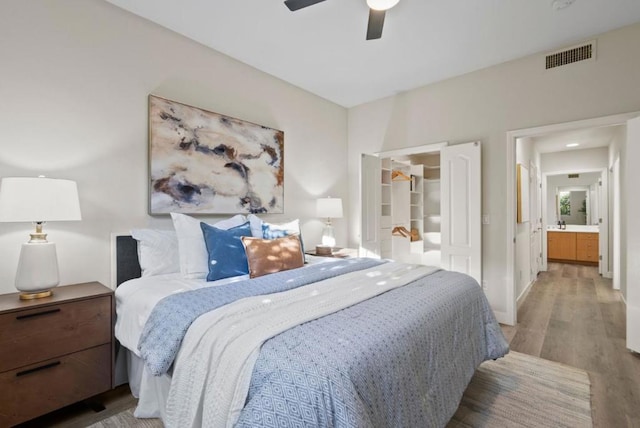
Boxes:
[148,95,284,215]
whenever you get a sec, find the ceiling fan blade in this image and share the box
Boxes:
[366,9,386,40]
[284,0,326,11]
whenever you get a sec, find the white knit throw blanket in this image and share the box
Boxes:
[164,262,437,428]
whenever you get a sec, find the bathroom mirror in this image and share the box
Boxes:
[557,186,589,225]
[547,171,600,227]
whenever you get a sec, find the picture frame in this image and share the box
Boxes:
[148,95,284,215]
[517,163,530,223]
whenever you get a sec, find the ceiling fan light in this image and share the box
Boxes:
[366,0,399,11]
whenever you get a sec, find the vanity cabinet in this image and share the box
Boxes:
[576,233,599,263]
[548,232,576,260]
[547,231,599,265]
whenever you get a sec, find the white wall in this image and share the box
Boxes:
[625,117,640,350]
[0,0,348,294]
[348,22,640,320]
[609,126,626,292]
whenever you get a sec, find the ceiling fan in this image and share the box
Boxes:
[284,0,399,40]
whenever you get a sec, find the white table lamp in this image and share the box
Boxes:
[0,176,81,300]
[316,197,343,249]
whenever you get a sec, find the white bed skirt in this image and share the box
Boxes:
[116,347,172,420]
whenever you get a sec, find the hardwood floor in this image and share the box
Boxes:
[502,262,640,428]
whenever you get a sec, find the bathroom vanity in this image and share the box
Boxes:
[547,225,599,265]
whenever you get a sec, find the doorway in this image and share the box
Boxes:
[541,169,607,272]
[360,141,482,285]
[505,111,638,326]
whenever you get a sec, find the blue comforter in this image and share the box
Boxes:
[139,259,508,427]
[235,268,508,427]
[139,258,385,375]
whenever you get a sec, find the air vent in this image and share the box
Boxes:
[545,41,595,70]
[568,173,579,178]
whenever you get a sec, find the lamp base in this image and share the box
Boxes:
[321,223,336,248]
[315,245,333,256]
[19,290,53,300]
[15,241,60,299]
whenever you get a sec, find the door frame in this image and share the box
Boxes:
[359,142,447,258]
[540,167,608,272]
[612,156,621,290]
[530,160,542,280]
[505,111,638,326]
[375,142,447,158]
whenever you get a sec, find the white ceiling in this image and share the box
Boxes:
[104,0,640,107]
[531,125,623,154]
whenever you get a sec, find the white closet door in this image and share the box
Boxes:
[360,153,381,258]
[441,141,482,285]
[626,116,640,353]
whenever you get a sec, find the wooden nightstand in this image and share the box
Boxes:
[305,247,359,258]
[0,282,114,427]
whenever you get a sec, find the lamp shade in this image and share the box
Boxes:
[317,197,343,219]
[0,177,81,222]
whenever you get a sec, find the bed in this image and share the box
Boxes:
[113,222,508,428]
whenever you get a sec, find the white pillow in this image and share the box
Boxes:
[247,214,264,238]
[171,212,247,279]
[262,219,301,238]
[248,215,301,238]
[130,229,180,277]
[255,217,305,259]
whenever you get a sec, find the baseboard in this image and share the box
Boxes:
[621,292,627,305]
[604,271,613,279]
[494,310,514,326]
[517,280,535,309]
[547,258,598,266]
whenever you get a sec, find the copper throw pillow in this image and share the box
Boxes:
[241,234,304,278]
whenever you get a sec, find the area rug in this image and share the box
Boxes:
[448,351,592,427]
[87,351,592,428]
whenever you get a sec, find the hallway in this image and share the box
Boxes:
[501,263,640,427]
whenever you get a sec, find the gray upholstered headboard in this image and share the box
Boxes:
[113,235,141,287]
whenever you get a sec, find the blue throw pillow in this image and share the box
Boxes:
[201,221,252,281]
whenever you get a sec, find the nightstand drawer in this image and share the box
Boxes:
[0,344,111,427]
[0,296,111,372]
